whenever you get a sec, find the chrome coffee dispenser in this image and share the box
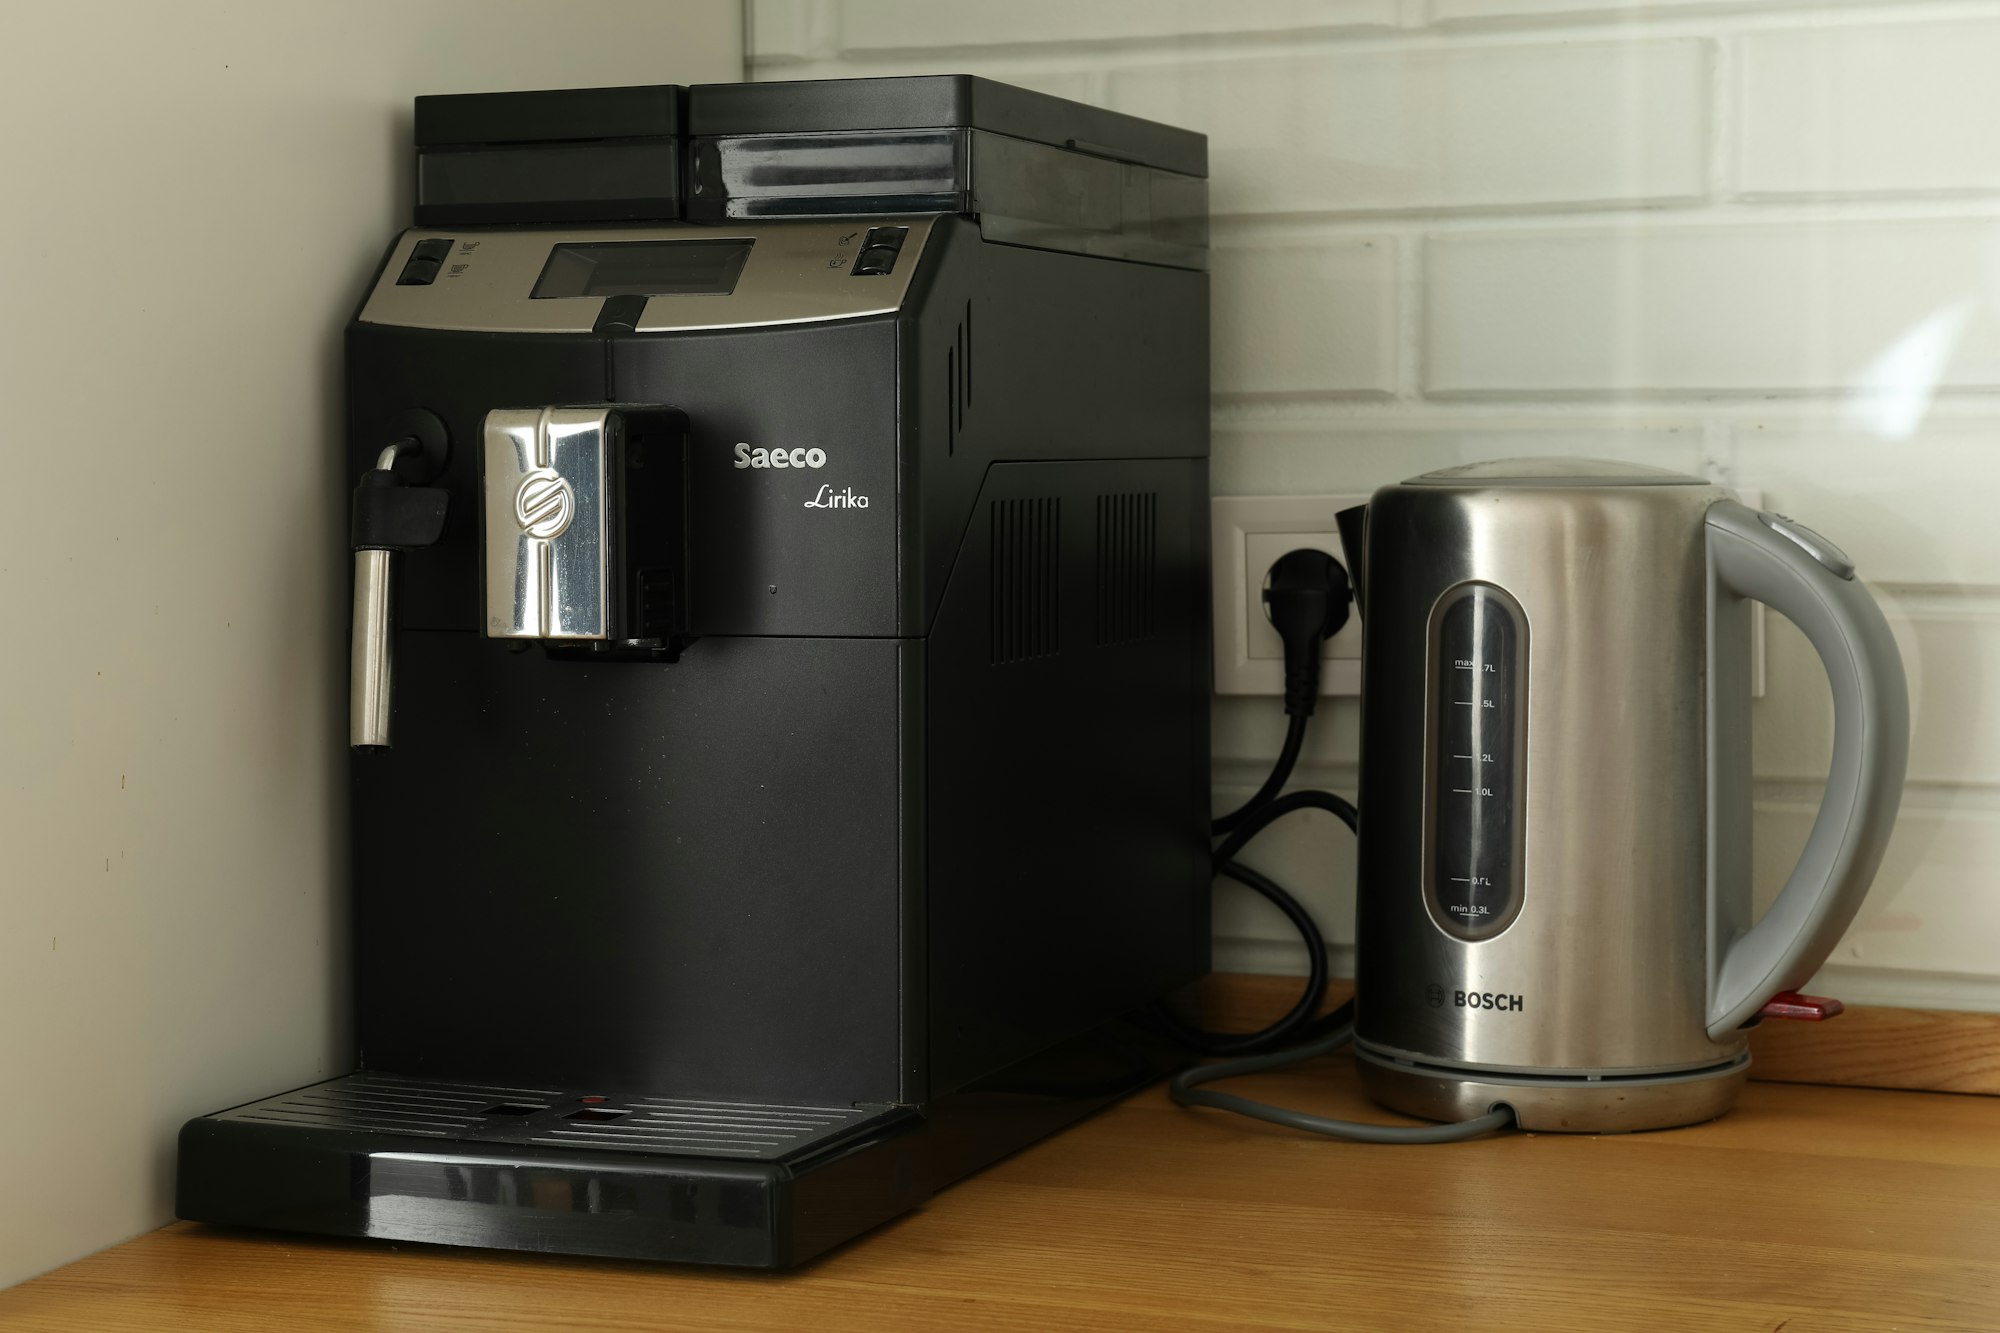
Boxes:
[177,77,1213,1266]
[1348,459,1908,1131]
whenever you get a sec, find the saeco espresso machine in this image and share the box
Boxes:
[176,76,1211,1267]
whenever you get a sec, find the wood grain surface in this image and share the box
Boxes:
[1192,973,2000,1096]
[1747,1004,2000,1095]
[5,1055,1999,1331]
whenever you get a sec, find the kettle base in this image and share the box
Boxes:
[1356,1047,1751,1133]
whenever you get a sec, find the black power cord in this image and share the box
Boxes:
[1152,547,1515,1142]
[1172,1027,1515,1143]
[1148,550,1354,1054]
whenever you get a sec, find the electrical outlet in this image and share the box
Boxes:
[1212,490,1767,699]
[1212,494,1368,697]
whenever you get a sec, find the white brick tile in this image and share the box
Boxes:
[747,0,816,63]
[1755,801,2000,977]
[1739,19,2000,199]
[1425,222,2000,396]
[836,0,1401,51]
[1210,421,1706,494]
[1756,597,2000,787]
[1212,239,1399,396]
[1108,40,1708,217]
[1430,0,1876,20]
[1728,423,2000,587]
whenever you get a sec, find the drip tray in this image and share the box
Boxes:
[217,1072,892,1161]
[179,1071,925,1267]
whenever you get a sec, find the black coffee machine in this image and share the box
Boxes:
[176,76,1211,1267]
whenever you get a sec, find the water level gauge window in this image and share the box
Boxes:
[1424,582,1529,941]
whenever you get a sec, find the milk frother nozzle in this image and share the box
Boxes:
[348,419,450,750]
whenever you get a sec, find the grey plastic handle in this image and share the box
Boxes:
[1704,500,1909,1038]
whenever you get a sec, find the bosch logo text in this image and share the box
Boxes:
[1456,990,1524,1012]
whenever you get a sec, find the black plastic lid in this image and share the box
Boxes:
[416,85,684,147]
[688,75,1207,179]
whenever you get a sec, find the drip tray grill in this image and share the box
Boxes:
[218,1072,895,1162]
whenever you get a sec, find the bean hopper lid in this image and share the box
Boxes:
[409,76,1208,270]
[414,85,689,226]
[687,75,1207,269]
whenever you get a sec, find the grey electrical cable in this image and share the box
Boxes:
[1169,1023,1516,1143]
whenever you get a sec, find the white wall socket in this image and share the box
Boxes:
[1212,494,1368,697]
[1211,492,1765,698]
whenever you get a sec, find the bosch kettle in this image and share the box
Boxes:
[1341,458,1909,1131]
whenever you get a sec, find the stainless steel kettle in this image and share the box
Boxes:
[1343,458,1909,1131]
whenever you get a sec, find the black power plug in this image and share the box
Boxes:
[1261,549,1353,717]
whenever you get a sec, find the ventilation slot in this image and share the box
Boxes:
[1095,492,1158,646]
[946,300,971,455]
[991,497,1059,665]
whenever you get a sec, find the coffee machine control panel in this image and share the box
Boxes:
[357,217,936,334]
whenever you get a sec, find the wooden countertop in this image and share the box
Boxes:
[6,1056,1999,1333]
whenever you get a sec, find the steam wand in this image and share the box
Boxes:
[350,435,449,749]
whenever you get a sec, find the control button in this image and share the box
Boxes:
[853,244,899,276]
[850,225,908,277]
[1761,512,1856,580]
[593,294,647,334]
[396,256,442,286]
[395,238,456,285]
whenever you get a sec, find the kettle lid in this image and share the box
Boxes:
[1406,457,1707,487]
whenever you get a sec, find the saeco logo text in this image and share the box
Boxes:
[734,443,826,470]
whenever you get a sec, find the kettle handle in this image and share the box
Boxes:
[1703,500,1908,1039]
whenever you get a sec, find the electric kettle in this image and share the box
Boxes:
[1343,458,1908,1131]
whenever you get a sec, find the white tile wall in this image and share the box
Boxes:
[1757,798,2000,977]
[1214,239,1400,395]
[1726,422,2000,586]
[748,0,816,60]
[1108,41,1710,215]
[750,0,2000,1011]
[1210,420,1709,494]
[839,0,1405,50]
[1763,600,2000,782]
[1425,221,2000,395]
[1738,19,2000,198]
[1430,0,1880,21]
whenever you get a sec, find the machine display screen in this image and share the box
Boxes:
[531,239,754,299]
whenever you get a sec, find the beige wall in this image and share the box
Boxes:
[0,0,740,1286]
[752,0,2000,1013]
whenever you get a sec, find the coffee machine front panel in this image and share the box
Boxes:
[357,218,936,334]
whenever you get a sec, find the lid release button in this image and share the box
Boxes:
[1757,991,1846,1021]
